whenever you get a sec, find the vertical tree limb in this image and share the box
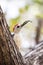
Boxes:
[0,6,25,65]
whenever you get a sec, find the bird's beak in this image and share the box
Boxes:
[20,20,32,28]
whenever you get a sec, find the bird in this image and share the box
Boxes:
[11,20,32,35]
[11,20,32,56]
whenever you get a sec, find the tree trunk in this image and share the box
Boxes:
[35,18,43,44]
[0,6,25,65]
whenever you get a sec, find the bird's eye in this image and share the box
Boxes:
[17,26,20,28]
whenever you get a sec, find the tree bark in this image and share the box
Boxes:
[0,6,25,65]
[24,41,43,65]
[35,18,43,44]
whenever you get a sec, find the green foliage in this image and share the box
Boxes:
[36,14,43,18]
[25,5,29,11]
[19,5,29,13]
[33,0,43,5]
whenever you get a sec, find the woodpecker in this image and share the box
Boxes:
[11,20,32,37]
[11,20,32,55]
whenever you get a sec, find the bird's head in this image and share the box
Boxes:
[13,24,21,34]
[13,20,32,34]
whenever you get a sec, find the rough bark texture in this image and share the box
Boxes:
[24,41,43,65]
[0,6,43,65]
[0,6,25,65]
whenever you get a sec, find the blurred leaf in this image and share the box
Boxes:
[36,14,43,18]
[25,5,29,11]
[33,0,43,5]
[19,8,25,13]
[19,5,29,13]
